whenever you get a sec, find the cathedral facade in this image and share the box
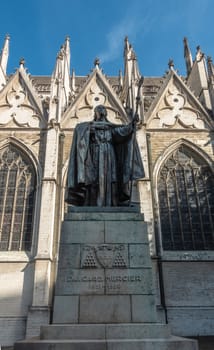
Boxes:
[0,35,214,348]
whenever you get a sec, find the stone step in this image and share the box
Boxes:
[15,336,198,350]
[40,323,171,340]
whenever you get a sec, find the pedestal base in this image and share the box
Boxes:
[15,323,198,350]
[15,208,198,350]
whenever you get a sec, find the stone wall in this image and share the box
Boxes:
[0,258,34,346]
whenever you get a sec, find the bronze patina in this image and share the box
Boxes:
[66,105,144,206]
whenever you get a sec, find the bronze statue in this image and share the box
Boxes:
[66,105,144,206]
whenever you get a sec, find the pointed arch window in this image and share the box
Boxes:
[0,145,36,251]
[158,146,214,250]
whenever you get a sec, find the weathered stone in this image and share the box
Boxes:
[79,295,131,323]
[14,211,198,350]
[106,337,198,350]
[0,262,33,317]
[41,324,106,340]
[131,295,157,322]
[52,296,79,323]
[15,339,107,350]
[25,307,50,339]
[65,207,143,221]
[105,221,148,243]
[105,323,171,339]
[129,244,151,267]
[61,221,105,243]
[167,307,214,336]
[58,244,81,269]
[40,323,171,340]
[15,336,198,350]
[0,317,26,347]
[55,269,105,295]
[80,243,129,269]
[163,262,214,306]
[105,268,154,294]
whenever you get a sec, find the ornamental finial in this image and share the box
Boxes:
[94,57,100,67]
[19,57,25,66]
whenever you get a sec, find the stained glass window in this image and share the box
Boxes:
[0,145,36,251]
[158,146,214,250]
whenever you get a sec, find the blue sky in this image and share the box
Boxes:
[0,0,213,77]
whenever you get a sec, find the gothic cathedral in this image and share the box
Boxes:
[0,35,213,348]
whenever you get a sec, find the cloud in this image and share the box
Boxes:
[98,19,135,63]
[98,1,154,64]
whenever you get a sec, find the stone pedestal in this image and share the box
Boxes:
[15,208,198,350]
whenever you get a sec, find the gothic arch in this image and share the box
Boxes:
[0,137,42,182]
[0,138,40,251]
[154,139,214,251]
[153,138,214,182]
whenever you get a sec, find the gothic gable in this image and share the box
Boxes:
[146,70,213,130]
[61,67,128,128]
[0,68,46,128]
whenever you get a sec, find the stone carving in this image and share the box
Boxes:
[0,82,41,127]
[112,252,127,268]
[156,87,204,128]
[34,83,51,93]
[66,105,144,206]
[69,78,124,125]
[86,86,106,109]
[81,244,128,268]
[81,248,98,268]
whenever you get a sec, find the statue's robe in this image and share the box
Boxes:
[66,121,144,206]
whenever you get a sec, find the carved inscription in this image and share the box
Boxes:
[81,244,128,268]
[69,272,143,293]
[56,268,153,295]
[56,242,153,296]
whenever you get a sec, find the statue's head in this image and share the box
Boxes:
[94,105,108,121]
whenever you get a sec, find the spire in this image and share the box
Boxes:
[0,34,10,89]
[121,36,142,115]
[70,68,76,101]
[124,37,140,82]
[118,69,123,89]
[71,68,76,92]
[183,37,193,76]
[63,36,71,106]
[49,37,71,122]
[94,57,100,69]
[49,47,63,122]
[19,57,25,70]
[168,59,174,70]
[207,56,214,113]
[124,36,130,57]
[0,34,10,75]
[53,47,64,80]
[64,36,70,72]
[196,45,204,61]
[207,56,214,83]
[186,43,211,109]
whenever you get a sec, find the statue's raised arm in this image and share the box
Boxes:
[65,105,144,207]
